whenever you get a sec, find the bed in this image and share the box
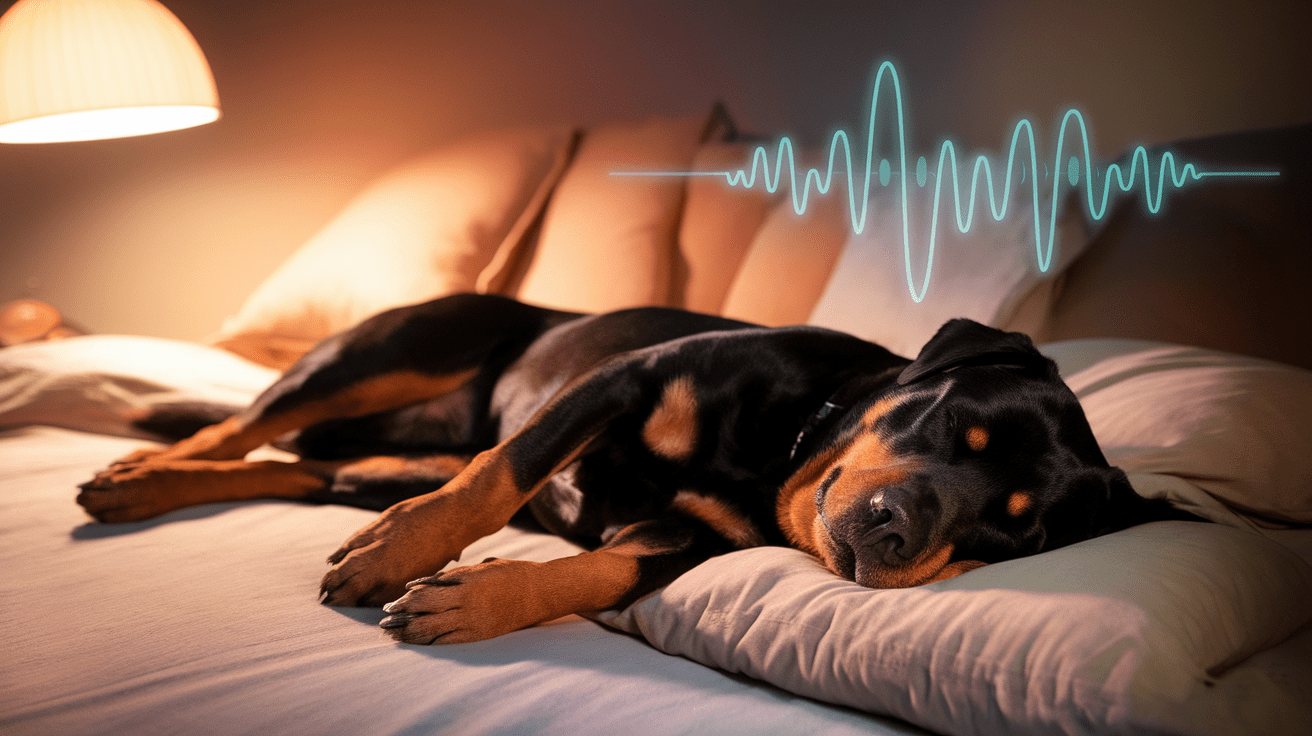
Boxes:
[3,113,1310,736]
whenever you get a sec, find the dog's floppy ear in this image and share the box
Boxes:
[1046,468,1206,552]
[898,318,1055,385]
[1099,468,1207,532]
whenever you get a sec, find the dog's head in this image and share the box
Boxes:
[779,318,1191,588]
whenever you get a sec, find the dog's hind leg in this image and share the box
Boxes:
[78,458,347,523]
[83,296,577,517]
[78,453,473,522]
[117,294,575,467]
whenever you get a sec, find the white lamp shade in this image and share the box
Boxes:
[0,0,220,143]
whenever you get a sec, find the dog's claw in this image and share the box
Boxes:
[404,575,458,590]
[378,613,413,629]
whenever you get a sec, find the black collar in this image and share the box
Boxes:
[788,367,904,461]
[789,398,845,461]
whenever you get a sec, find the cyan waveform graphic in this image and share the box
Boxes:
[611,61,1280,302]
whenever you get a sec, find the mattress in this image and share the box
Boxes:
[2,334,1311,736]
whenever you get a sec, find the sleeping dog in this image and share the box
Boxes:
[78,293,1189,644]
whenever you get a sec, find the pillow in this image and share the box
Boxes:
[718,185,850,326]
[807,157,1093,358]
[512,108,732,312]
[1042,339,1312,525]
[595,522,1312,736]
[675,141,784,314]
[0,335,277,439]
[211,126,579,369]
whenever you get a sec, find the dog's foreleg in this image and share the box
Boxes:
[375,515,728,644]
[319,352,696,607]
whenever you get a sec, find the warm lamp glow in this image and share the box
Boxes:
[0,0,220,143]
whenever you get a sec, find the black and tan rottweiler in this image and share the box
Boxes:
[77,293,1191,644]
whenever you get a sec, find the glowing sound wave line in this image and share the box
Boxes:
[611,61,1279,302]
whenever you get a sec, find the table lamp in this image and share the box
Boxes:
[0,0,219,143]
[0,0,220,343]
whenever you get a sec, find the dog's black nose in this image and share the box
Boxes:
[870,500,894,527]
[868,487,930,562]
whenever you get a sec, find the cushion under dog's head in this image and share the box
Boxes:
[781,318,1185,588]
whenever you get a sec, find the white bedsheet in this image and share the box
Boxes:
[0,426,925,736]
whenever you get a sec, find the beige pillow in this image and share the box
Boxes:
[1043,338,1312,525]
[595,522,1312,736]
[674,142,782,314]
[719,188,850,326]
[513,109,732,312]
[211,126,578,369]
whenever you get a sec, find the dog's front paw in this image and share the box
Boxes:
[319,495,470,607]
[378,559,540,645]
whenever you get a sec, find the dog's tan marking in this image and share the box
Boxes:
[1007,491,1032,517]
[380,545,647,644]
[319,447,525,606]
[926,559,988,583]
[862,543,956,588]
[673,490,765,549]
[140,415,255,463]
[642,375,698,462]
[260,368,480,447]
[859,395,902,430]
[414,448,527,539]
[966,425,989,451]
[776,443,843,556]
[337,454,472,481]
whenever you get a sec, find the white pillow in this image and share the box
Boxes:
[0,335,277,439]
[596,522,1312,736]
[1044,339,1312,525]
[807,158,1091,358]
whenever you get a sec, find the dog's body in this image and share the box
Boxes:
[79,293,1186,644]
